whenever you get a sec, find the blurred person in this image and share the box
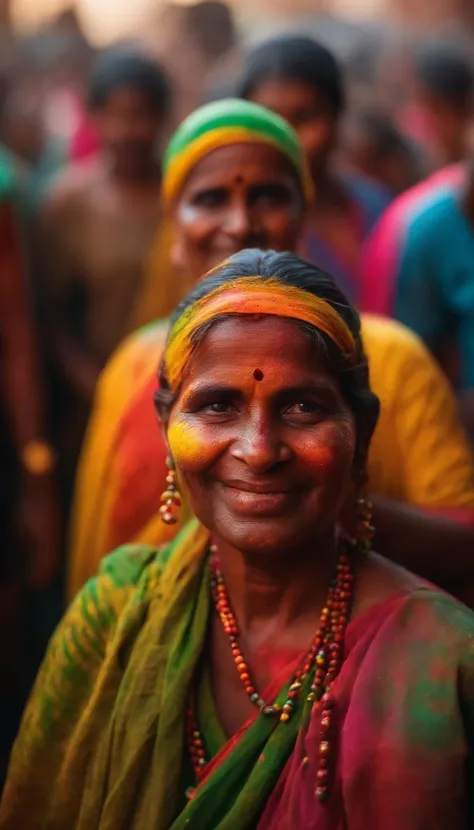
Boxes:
[0,87,66,218]
[17,29,94,149]
[187,0,236,62]
[1,91,45,168]
[398,44,474,168]
[236,35,391,305]
[38,48,175,520]
[0,164,59,784]
[361,161,474,436]
[143,1,238,123]
[67,100,474,607]
[40,48,172,404]
[341,109,427,194]
[361,163,466,319]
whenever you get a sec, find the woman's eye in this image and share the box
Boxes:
[191,189,227,209]
[284,401,326,417]
[253,185,292,207]
[202,402,235,415]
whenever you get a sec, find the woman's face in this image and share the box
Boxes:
[165,316,357,559]
[171,143,304,279]
[248,79,337,177]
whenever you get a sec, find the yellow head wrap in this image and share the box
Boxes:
[164,277,357,392]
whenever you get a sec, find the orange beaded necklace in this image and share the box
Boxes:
[186,540,355,803]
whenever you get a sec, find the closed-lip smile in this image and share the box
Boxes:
[218,479,301,516]
[222,479,293,495]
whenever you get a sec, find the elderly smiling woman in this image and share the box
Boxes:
[2,249,474,830]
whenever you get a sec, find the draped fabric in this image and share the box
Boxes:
[4,523,474,829]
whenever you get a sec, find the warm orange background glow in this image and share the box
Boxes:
[12,0,386,44]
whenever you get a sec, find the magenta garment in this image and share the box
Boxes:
[69,117,100,162]
[360,165,465,316]
[397,103,437,149]
[258,586,474,830]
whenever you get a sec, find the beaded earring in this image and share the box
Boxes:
[159,457,181,525]
[354,493,375,553]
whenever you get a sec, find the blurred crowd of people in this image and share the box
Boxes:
[1,0,474,789]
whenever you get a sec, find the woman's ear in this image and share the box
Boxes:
[154,392,172,453]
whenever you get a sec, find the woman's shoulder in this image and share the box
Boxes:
[68,544,163,630]
[361,314,427,356]
[354,552,474,647]
[361,314,443,399]
[59,542,176,674]
[97,542,162,591]
[96,319,170,408]
[107,319,170,377]
[79,530,188,612]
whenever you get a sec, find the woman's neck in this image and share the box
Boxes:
[214,529,338,638]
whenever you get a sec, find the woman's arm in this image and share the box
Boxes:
[372,496,474,586]
[39,184,102,404]
[0,201,59,588]
[366,320,474,595]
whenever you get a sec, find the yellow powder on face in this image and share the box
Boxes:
[167,419,212,470]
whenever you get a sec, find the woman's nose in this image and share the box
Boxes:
[223,200,253,241]
[231,418,291,472]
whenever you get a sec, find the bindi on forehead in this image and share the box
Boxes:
[253,368,264,382]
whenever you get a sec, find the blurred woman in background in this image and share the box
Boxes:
[68,98,474,605]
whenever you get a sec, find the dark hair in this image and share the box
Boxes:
[344,108,427,187]
[236,35,345,119]
[346,108,413,158]
[88,47,172,114]
[186,1,236,59]
[415,45,473,108]
[158,249,379,472]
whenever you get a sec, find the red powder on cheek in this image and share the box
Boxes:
[306,443,337,470]
[301,423,356,473]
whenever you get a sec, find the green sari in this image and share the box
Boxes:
[3,520,474,829]
[0,522,308,829]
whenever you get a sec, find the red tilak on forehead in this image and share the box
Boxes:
[253,368,264,381]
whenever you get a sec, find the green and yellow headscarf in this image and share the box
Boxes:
[162,98,313,206]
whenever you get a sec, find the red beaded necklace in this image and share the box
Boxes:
[186,540,355,803]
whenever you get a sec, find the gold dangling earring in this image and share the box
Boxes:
[159,457,181,525]
[354,492,375,553]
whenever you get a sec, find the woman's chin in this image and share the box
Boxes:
[211,510,323,559]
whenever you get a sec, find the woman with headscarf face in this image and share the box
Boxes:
[68,99,474,603]
[4,250,474,829]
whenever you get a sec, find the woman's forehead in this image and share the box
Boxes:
[181,316,337,386]
[178,143,299,193]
